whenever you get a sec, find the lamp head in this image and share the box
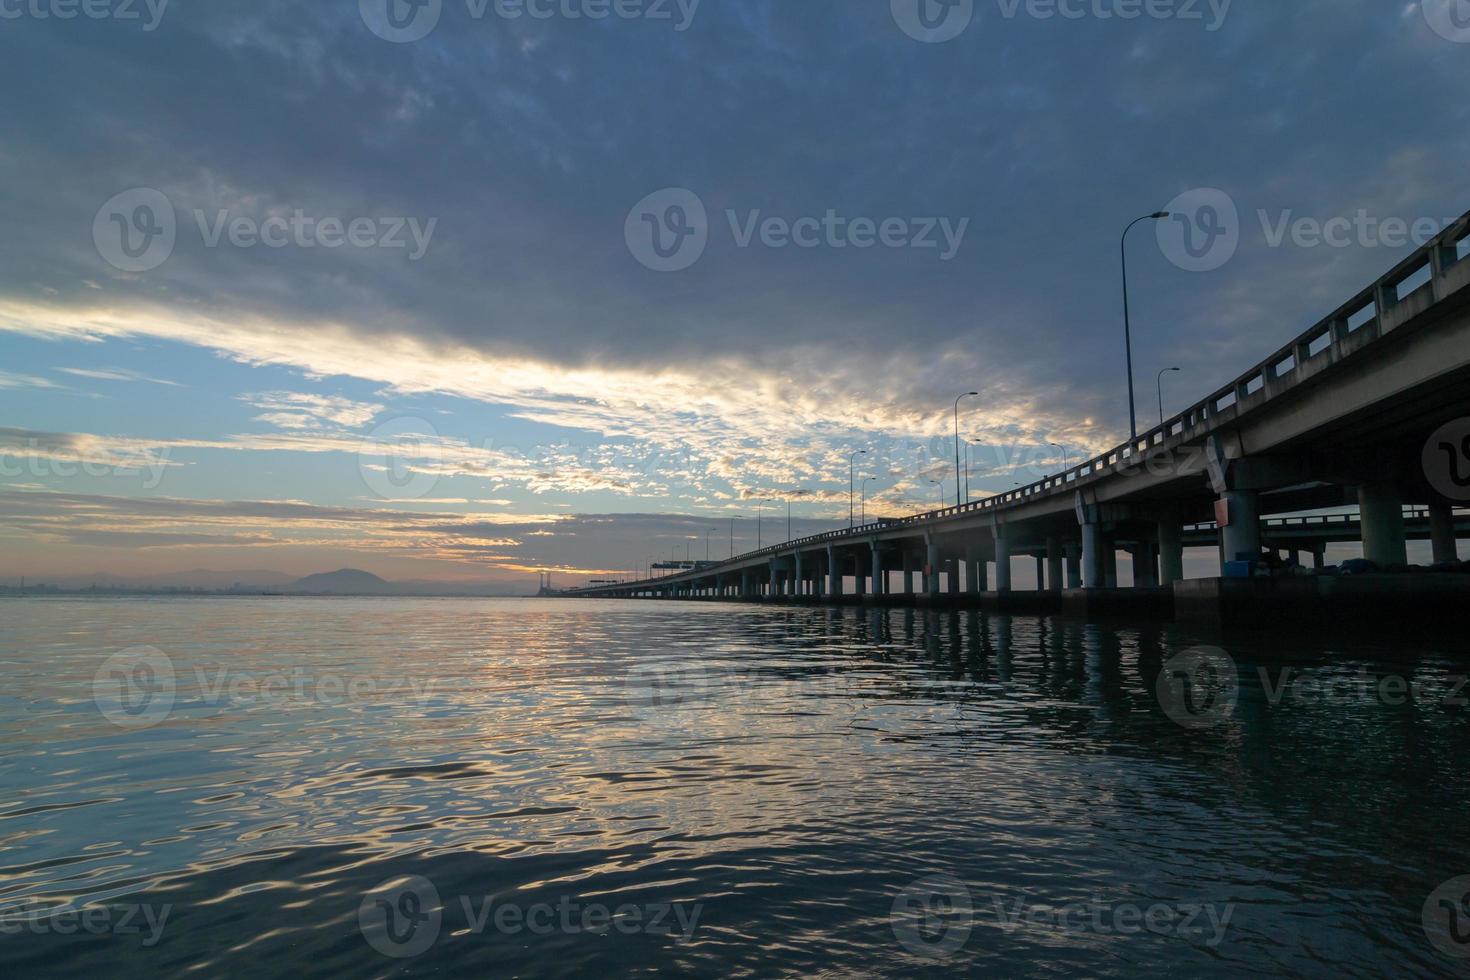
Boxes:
[1152,211,1171,219]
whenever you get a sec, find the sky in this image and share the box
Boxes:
[1,0,1468,588]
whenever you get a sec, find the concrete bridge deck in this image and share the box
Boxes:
[565,210,1470,617]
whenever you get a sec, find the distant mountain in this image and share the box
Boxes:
[285,569,392,594]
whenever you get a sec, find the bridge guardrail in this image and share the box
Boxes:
[578,210,1470,593]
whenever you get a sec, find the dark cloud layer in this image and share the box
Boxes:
[3,1,1466,414]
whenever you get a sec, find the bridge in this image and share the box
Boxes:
[564,210,1470,618]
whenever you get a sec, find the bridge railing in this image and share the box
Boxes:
[578,211,1470,593]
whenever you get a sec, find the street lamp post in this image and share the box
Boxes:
[966,439,986,504]
[861,476,878,524]
[1121,211,1171,441]
[954,392,978,509]
[1049,442,1073,471]
[756,499,767,550]
[848,450,867,528]
[1157,366,1182,427]
[705,527,714,561]
[929,479,946,509]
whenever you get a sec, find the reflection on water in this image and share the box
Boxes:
[0,597,1466,977]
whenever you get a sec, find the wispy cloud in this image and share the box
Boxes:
[0,370,64,391]
[58,367,181,387]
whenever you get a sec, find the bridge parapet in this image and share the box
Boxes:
[568,210,1470,597]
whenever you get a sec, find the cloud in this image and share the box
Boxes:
[0,488,841,579]
[0,371,63,391]
[58,367,181,386]
[242,390,384,429]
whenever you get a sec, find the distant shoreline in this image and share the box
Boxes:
[0,588,534,599]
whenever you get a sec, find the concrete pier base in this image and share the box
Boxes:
[1060,587,1174,620]
[1174,574,1470,627]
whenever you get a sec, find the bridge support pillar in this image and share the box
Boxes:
[1103,543,1118,589]
[1046,537,1063,593]
[740,569,751,599]
[1358,483,1408,567]
[948,559,961,595]
[902,550,915,595]
[972,556,988,593]
[827,546,842,598]
[993,529,1012,593]
[1133,543,1159,588]
[870,543,883,598]
[1219,490,1262,566]
[1034,555,1044,592]
[925,536,941,597]
[793,553,804,597]
[1429,497,1459,564]
[966,546,983,595]
[1081,523,1102,589]
[1158,517,1184,585]
[1065,541,1081,589]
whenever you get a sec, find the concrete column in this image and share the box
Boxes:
[1081,523,1102,589]
[1312,547,1326,572]
[948,560,960,596]
[972,557,988,593]
[1046,537,1063,594]
[1103,544,1118,590]
[827,546,842,597]
[1219,490,1261,566]
[901,551,914,595]
[925,537,941,597]
[740,569,750,598]
[994,531,1012,593]
[1065,541,1081,589]
[1132,543,1158,589]
[854,564,866,597]
[1358,483,1408,567]
[1429,497,1459,564]
[1034,555,1044,592]
[967,556,982,595]
[1158,518,1184,585]
[794,552,804,597]
[870,544,883,598]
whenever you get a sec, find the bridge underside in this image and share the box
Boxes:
[567,216,1470,621]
